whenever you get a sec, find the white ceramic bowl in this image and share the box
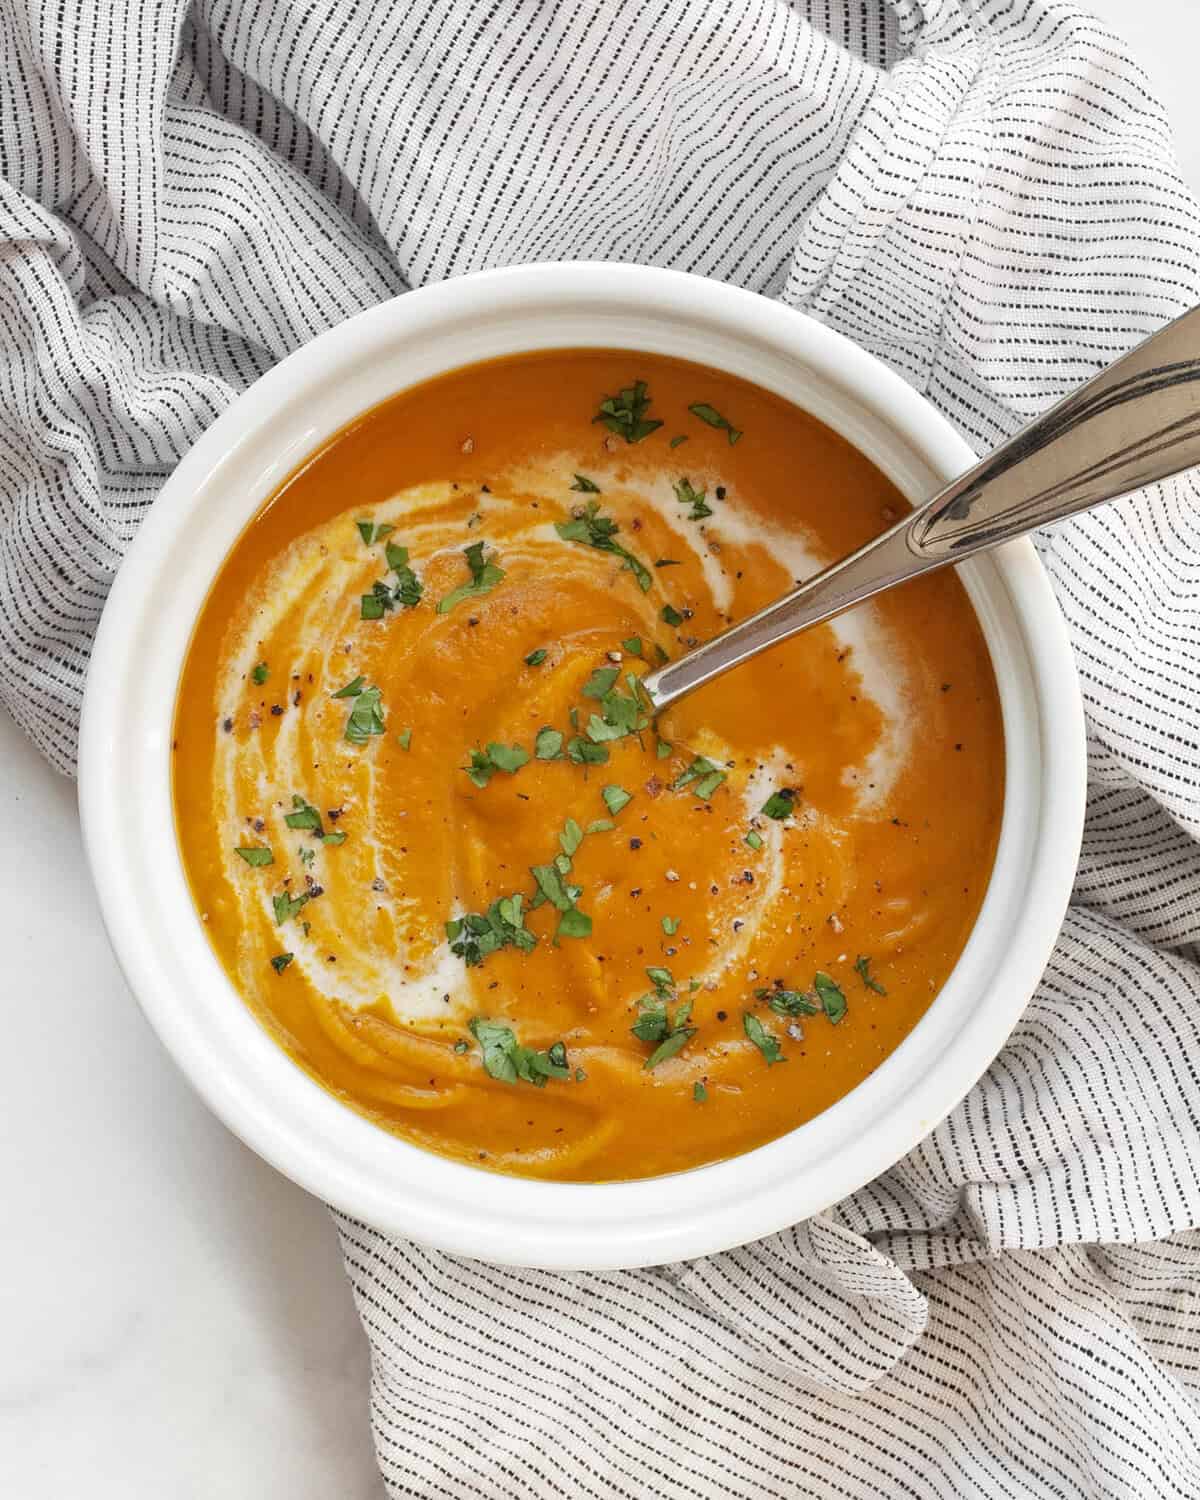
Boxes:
[79,263,1085,1270]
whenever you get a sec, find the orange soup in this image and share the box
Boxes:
[172,350,1003,1181]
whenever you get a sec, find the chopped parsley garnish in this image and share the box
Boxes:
[669,435,689,450]
[535,726,565,760]
[251,661,269,685]
[524,648,549,666]
[575,1067,587,1083]
[656,739,672,760]
[356,519,395,545]
[322,830,346,847]
[602,784,631,816]
[672,755,727,800]
[447,895,537,965]
[396,728,413,751]
[270,953,294,974]
[632,977,697,1070]
[855,955,887,995]
[384,541,423,607]
[745,830,764,851]
[361,539,423,619]
[337,682,386,745]
[559,818,584,858]
[761,789,796,820]
[661,603,684,627]
[693,1081,707,1102]
[662,915,680,935]
[299,846,315,867]
[689,402,742,445]
[284,794,324,834]
[557,908,592,938]
[673,477,712,521]
[815,972,848,1023]
[453,1039,469,1054]
[743,1012,785,1064]
[593,380,662,443]
[582,666,620,698]
[567,736,609,765]
[758,986,818,1018]
[622,636,643,657]
[582,669,650,746]
[570,474,601,493]
[272,888,312,925]
[235,845,274,867]
[463,742,530,787]
[529,860,591,940]
[436,541,505,614]
[586,818,615,834]
[555,501,652,592]
[468,1018,569,1087]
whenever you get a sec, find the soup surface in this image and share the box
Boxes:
[173,350,1004,1182]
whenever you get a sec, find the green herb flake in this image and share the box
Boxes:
[855,955,888,995]
[463,742,530,786]
[593,380,663,444]
[251,661,269,685]
[585,818,615,834]
[382,541,423,609]
[396,728,413,751]
[582,665,620,699]
[743,1012,786,1065]
[556,908,592,939]
[235,845,274,867]
[745,830,764,851]
[331,675,365,699]
[622,636,644,657]
[815,971,848,1024]
[575,1067,587,1083]
[436,541,505,614]
[673,477,712,521]
[632,985,697,1070]
[688,401,743,445]
[761,789,796,820]
[758,986,818,1018]
[662,916,680,935]
[356,520,375,544]
[446,894,537,966]
[453,1039,469,1054]
[535,726,565,761]
[524,648,549,667]
[272,889,311,926]
[567,736,610,765]
[344,684,386,746]
[555,501,653,593]
[693,1081,707,1102]
[656,739,672,760]
[602,785,632,816]
[669,435,688,450]
[284,794,324,833]
[570,474,601,493]
[661,603,684,627]
[559,818,584,858]
[468,1018,569,1087]
[270,953,294,974]
[321,830,347,847]
[672,756,726,800]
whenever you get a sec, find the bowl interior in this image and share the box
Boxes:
[79,265,1085,1269]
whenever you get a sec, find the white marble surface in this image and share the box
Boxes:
[1,6,1196,1496]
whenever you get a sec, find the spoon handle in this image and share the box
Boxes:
[642,303,1200,713]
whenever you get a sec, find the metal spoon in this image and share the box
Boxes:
[641,305,1200,714]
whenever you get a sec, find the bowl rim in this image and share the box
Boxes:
[78,262,1086,1269]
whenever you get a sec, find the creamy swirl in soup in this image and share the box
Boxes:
[172,350,1003,1181]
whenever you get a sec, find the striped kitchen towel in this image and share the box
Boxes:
[3,0,1200,1494]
